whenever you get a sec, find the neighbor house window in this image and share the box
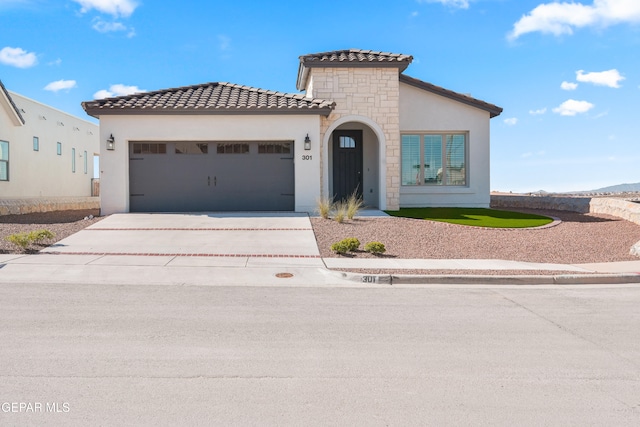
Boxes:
[84,150,88,174]
[33,136,39,151]
[0,141,8,181]
[72,148,76,173]
[57,142,62,155]
[401,133,467,186]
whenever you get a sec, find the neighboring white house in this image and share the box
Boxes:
[0,80,100,201]
[82,49,502,215]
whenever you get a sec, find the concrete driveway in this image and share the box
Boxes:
[39,212,323,268]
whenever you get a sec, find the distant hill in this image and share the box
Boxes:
[590,182,640,193]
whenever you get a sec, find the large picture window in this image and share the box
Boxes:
[401,133,467,186]
[0,141,8,181]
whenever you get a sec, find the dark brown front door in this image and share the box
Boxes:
[332,130,363,201]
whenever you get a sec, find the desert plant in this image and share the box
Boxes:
[29,229,55,244]
[333,201,347,223]
[316,196,334,219]
[364,241,386,255]
[331,237,361,255]
[5,232,32,250]
[343,237,360,252]
[5,229,55,251]
[346,191,364,220]
[330,240,350,255]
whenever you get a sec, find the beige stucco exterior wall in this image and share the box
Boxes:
[0,92,99,199]
[98,114,321,215]
[306,67,401,210]
[399,82,492,208]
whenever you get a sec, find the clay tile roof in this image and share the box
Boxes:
[399,74,503,118]
[82,82,335,118]
[296,49,413,90]
[299,48,413,68]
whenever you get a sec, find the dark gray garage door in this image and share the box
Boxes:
[129,141,294,212]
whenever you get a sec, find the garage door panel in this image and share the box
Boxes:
[129,142,294,212]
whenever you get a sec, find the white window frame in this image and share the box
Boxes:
[401,132,468,187]
[0,140,8,181]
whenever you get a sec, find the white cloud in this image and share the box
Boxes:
[561,81,578,90]
[576,69,625,88]
[508,0,640,40]
[529,107,547,115]
[48,58,62,66]
[93,83,144,99]
[73,0,138,18]
[552,99,595,116]
[0,46,37,68]
[44,79,77,92]
[418,0,469,9]
[504,117,518,126]
[92,19,127,33]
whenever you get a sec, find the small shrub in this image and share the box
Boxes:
[29,229,55,244]
[331,237,361,255]
[5,229,55,251]
[343,237,360,252]
[316,196,334,219]
[5,232,32,250]
[330,241,350,255]
[346,191,364,220]
[364,241,386,255]
[333,201,347,223]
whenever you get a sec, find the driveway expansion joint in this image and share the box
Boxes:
[40,252,322,258]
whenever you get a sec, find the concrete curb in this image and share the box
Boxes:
[330,270,640,285]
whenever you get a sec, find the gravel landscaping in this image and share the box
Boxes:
[311,208,640,265]
[0,209,102,254]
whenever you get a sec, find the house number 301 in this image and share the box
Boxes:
[302,155,312,160]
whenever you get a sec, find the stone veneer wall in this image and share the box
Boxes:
[491,194,640,226]
[0,197,100,216]
[310,67,401,210]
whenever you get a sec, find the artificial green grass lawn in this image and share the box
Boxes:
[384,207,554,228]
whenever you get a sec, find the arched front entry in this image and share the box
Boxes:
[324,117,385,209]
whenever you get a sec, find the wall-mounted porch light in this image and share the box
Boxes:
[304,134,311,150]
[106,134,115,151]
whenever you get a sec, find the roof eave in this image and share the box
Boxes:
[82,106,335,118]
[0,80,26,125]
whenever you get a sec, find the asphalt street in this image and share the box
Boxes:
[1,282,640,426]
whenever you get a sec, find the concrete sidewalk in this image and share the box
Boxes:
[1,252,639,286]
[0,211,639,286]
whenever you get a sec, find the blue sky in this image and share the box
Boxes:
[1,0,639,192]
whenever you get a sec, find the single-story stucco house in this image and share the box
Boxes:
[82,49,502,215]
[1,80,99,211]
